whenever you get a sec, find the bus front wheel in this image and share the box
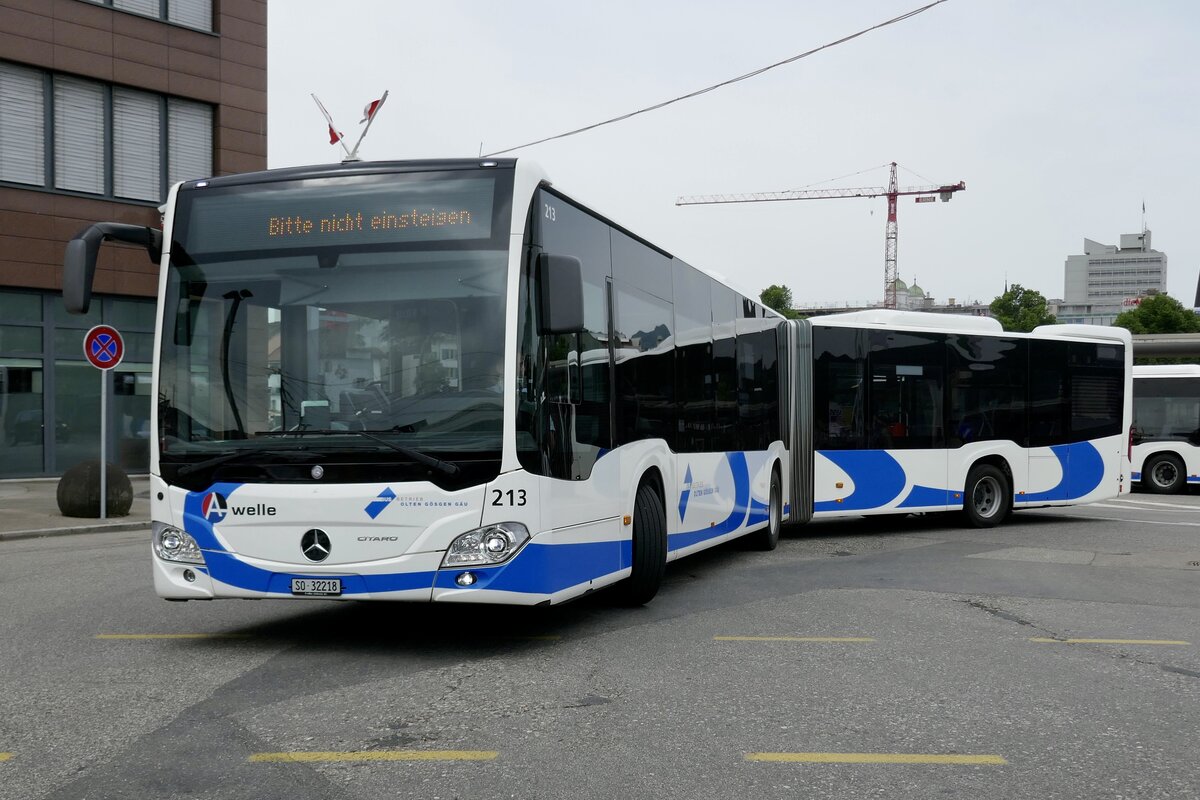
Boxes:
[1144,454,1185,494]
[618,482,668,606]
[963,464,1011,528]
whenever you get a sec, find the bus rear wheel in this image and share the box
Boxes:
[617,482,668,606]
[1144,454,1185,494]
[963,464,1010,528]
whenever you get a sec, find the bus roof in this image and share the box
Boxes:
[810,309,1130,345]
[1133,363,1200,378]
[177,158,519,190]
[813,309,1002,333]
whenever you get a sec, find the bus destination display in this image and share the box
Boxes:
[182,175,496,254]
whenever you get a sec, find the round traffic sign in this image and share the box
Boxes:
[84,325,125,370]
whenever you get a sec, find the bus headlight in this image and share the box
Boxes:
[442,523,530,567]
[152,522,205,565]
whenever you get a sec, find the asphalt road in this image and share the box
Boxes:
[1,493,1198,800]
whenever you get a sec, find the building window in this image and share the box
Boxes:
[0,62,213,202]
[167,99,212,188]
[0,63,44,185]
[113,88,161,201]
[84,0,213,32]
[54,77,106,195]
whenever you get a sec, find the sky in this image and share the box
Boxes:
[266,0,1200,309]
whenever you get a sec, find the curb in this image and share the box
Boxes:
[0,520,150,543]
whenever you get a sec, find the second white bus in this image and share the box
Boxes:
[1131,364,1200,493]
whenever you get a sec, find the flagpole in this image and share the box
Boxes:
[312,94,353,159]
[347,90,389,161]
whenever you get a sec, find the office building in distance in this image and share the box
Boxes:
[1057,230,1167,326]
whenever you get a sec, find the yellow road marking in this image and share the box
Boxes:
[1030,638,1190,646]
[96,634,253,640]
[0,753,12,762]
[714,636,875,643]
[249,750,497,763]
[747,752,1007,765]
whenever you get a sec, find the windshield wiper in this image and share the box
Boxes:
[253,429,460,476]
[175,447,316,477]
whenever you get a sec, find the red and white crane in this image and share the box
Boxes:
[676,162,965,308]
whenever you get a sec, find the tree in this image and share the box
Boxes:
[989,284,1056,332]
[760,284,799,319]
[1112,294,1200,334]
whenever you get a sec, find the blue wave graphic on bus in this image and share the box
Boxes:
[813,451,907,512]
[1017,441,1105,503]
[812,441,1108,513]
[898,485,951,508]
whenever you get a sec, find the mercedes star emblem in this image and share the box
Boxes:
[300,528,331,562]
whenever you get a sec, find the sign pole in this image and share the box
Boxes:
[84,325,124,521]
[100,370,107,520]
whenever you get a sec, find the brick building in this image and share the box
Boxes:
[0,0,266,477]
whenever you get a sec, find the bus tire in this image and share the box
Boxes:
[618,481,668,606]
[748,467,782,551]
[962,464,1010,528]
[1143,453,1185,494]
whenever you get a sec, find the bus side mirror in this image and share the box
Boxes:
[536,252,585,335]
[64,223,163,314]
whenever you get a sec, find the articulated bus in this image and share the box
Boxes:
[1131,364,1200,493]
[64,158,1131,607]
[789,311,1131,525]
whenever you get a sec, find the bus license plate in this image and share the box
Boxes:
[291,578,342,597]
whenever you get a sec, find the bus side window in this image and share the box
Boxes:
[812,326,866,450]
[867,330,945,450]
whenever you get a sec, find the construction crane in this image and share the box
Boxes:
[676,162,965,309]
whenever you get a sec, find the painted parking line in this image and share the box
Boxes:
[249,751,498,763]
[714,636,875,643]
[0,753,11,762]
[746,752,1007,765]
[1030,637,1190,646]
[95,633,253,640]
[1105,498,1200,512]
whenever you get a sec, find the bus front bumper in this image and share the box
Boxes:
[152,539,630,606]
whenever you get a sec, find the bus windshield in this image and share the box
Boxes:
[158,168,513,480]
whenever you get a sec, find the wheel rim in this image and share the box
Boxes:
[1152,461,1178,489]
[972,476,1001,518]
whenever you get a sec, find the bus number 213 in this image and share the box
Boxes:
[491,489,528,506]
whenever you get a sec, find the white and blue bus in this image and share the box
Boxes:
[1131,364,1200,493]
[64,159,1131,607]
[65,159,788,606]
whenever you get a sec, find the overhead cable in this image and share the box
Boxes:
[483,0,951,157]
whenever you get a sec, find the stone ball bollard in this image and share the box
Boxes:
[56,460,133,518]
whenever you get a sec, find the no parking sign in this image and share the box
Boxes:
[84,325,124,370]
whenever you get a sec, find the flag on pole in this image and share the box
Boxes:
[311,94,347,148]
[361,91,389,124]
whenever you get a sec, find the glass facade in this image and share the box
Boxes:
[0,290,155,478]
